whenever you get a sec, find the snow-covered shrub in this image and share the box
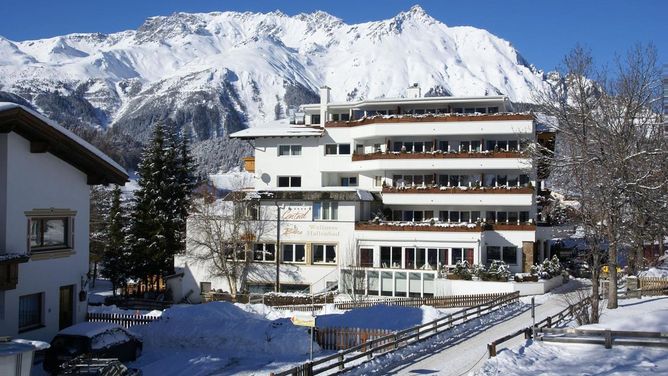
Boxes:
[480,260,511,281]
[450,260,472,280]
[536,255,564,279]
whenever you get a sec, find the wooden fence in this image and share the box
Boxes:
[270,291,520,376]
[639,277,668,296]
[87,312,160,329]
[315,327,395,351]
[537,327,668,349]
[487,295,592,357]
[274,292,509,313]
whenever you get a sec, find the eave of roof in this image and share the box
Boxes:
[0,103,129,185]
[230,126,324,139]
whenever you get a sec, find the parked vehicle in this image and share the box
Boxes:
[59,356,142,376]
[43,322,142,374]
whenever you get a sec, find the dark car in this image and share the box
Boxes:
[43,322,142,374]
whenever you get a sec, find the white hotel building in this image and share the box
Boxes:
[183,86,555,298]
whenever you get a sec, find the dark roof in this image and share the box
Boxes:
[0,104,128,185]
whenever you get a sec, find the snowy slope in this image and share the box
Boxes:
[0,5,550,171]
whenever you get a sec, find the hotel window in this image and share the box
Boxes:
[313,244,336,264]
[29,217,72,252]
[471,140,481,152]
[331,113,340,121]
[278,145,302,156]
[496,174,508,186]
[507,175,519,187]
[460,141,470,152]
[253,243,275,262]
[451,248,464,264]
[380,246,402,268]
[497,140,508,151]
[373,176,383,187]
[519,174,531,187]
[340,113,350,121]
[360,248,374,267]
[282,244,306,263]
[502,246,518,264]
[488,107,499,114]
[311,114,321,124]
[497,211,508,224]
[277,176,301,187]
[19,293,43,332]
[508,211,519,224]
[313,201,338,220]
[520,211,530,223]
[508,140,519,151]
[325,144,351,155]
[438,140,449,151]
[340,177,358,187]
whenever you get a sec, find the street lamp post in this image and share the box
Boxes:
[275,202,281,292]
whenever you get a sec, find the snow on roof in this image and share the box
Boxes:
[0,102,128,178]
[300,95,509,110]
[230,125,324,139]
[57,321,121,337]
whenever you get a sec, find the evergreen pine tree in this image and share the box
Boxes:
[100,185,128,296]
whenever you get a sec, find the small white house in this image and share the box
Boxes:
[0,103,128,341]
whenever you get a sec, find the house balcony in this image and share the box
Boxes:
[349,151,531,171]
[0,253,30,290]
[380,186,534,206]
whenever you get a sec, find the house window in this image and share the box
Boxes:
[313,244,336,264]
[282,244,306,263]
[30,217,70,251]
[486,246,501,263]
[451,248,464,264]
[325,144,351,155]
[278,145,302,156]
[311,114,321,124]
[313,202,338,220]
[380,246,402,268]
[340,177,358,187]
[278,176,301,187]
[253,243,276,262]
[19,293,43,332]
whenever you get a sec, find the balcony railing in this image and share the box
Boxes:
[355,221,536,232]
[351,150,524,161]
[326,113,534,128]
[381,186,534,194]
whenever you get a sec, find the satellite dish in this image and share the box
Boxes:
[261,173,271,184]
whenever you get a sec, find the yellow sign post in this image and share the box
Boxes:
[291,314,316,361]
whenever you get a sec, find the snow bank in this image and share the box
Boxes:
[132,302,315,356]
[316,305,457,330]
[639,265,668,278]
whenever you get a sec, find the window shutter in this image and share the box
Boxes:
[26,217,31,253]
[70,217,75,250]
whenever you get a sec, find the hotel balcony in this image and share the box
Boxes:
[349,150,531,171]
[326,113,535,139]
[355,221,536,233]
[380,186,534,206]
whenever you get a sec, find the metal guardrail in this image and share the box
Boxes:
[271,291,520,376]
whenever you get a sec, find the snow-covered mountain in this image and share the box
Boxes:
[0,5,549,172]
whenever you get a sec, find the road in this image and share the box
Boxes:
[346,280,586,376]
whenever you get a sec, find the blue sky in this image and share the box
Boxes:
[0,0,665,72]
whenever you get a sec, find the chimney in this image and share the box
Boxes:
[406,83,421,98]
[319,86,330,127]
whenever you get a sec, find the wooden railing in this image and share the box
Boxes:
[273,292,510,313]
[326,113,534,127]
[270,291,520,376]
[381,186,534,194]
[537,327,668,349]
[487,295,592,357]
[87,312,160,329]
[355,222,536,233]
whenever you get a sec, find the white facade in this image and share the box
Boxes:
[186,91,550,297]
[0,104,127,341]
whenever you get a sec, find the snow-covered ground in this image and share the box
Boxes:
[124,301,460,375]
[476,296,668,375]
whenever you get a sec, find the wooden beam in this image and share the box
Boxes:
[0,123,15,133]
[87,175,106,185]
[30,140,50,153]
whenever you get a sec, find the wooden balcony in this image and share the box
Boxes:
[326,113,534,128]
[351,150,524,161]
[0,253,29,290]
[381,186,534,194]
[242,156,255,173]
